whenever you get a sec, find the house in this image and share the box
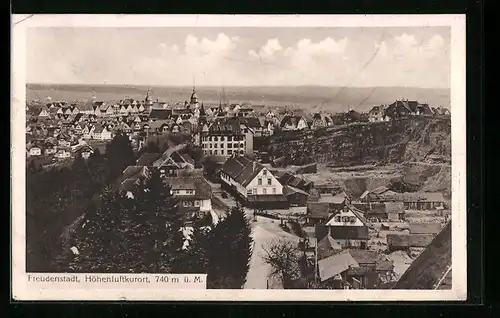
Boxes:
[283,185,309,207]
[323,205,370,249]
[38,108,49,117]
[54,148,71,160]
[385,100,411,120]
[392,221,451,289]
[345,249,395,289]
[73,144,94,159]
[219,156,288,209]
[27,146,42,157]
[310,113,334,129]
[368,105,389,122]
[91,124,113,140]
[408,222,442,248]
[360,201,405,221]
[316,191,351,212]
[44,142,57,155]
[316,234,343,260]
[279,115,309,131]
[306,203,331,225]
[153,151,195,178]
[317,250,359,288]
[198,117,254,158]
[403,192,445,210]
[163,177,212,220]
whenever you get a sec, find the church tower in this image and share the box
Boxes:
[189,85,200,109]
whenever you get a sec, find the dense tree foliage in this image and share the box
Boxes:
[182,205,253,289]
[54,170,186,273]
[26,152,111,272]
[105,133,136,180]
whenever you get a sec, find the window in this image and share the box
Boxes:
[221,150,224,155]
[209,143,212,148]
[209,150,213,155]
[240,150,244,155]
[228,150,233,155]
[233,143,238,148]
[214,150,218,155]
[253,188,257,194]
[220,143,224,148]
[272,188,276,194]
[215,136,219,141]
[267,178,272,185]
[247,189,252,195]
[263,170,267,176]
[195,201,200,207]
[350,217,356,223]
[258,178,262,185]
[335,216,341,222]
[342,216,350,223]
[228,136,233,141]
[263,188,267,195]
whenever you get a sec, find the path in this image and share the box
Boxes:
[244,216,300,289]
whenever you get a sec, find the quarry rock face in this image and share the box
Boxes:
[269,118,451,168]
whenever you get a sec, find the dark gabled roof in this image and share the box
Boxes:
[149,109,172,119]
[317,234,343,260]
[220,156,268,187]
[279,115,306,128]
[136,153,161,166]
[208,117,242,133]
[392,221,451,289]
[238,117,262,128]
[163,177,212,200]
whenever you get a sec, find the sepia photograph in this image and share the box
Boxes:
[11,14,466,301]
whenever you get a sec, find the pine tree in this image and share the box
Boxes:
[105,133,136,180]
[204,204,253,289]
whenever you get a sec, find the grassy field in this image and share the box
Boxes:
[27,83,450,113]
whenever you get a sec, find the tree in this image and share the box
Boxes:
[204,205,253,288]
[261,238,301,289]
[105,133,136,180]
[57,170,187,273]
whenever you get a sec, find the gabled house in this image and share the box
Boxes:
[385,100,411,120]
[279,115,309,131]
[54,148,72,160]
[73,144,94,159]
[323,205,370,249]
[163,177,213,219]
[91,124,113,140]
[27,146,42,157]
[38,107,49,117]
[368,105,389,122]
[220,156,288,209]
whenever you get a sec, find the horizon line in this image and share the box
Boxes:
[27,82,451,90]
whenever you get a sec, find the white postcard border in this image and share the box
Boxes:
[11,14,467,301]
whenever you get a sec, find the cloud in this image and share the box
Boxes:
[376,33,447,61]
[249,38,282,61]
[184,32,237,57]
[284,37,349,57]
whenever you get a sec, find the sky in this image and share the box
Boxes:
[27,27,450,88]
